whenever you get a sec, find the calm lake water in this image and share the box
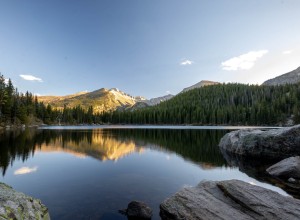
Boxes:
[0,126,288,219]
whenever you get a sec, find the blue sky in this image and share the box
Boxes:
[0,0,300,98]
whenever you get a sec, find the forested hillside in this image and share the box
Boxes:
[102,83,300,125]
[0,74,59,126]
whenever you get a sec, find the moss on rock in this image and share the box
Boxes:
[0,183,50,220]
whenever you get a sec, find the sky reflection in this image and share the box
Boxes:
[14,166,38,175]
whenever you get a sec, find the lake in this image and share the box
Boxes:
[0,126,289,219]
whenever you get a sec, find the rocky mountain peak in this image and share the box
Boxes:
[262,66,300,86]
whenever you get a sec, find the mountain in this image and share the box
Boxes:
[38,88,140,113]
[141,94,174,106]
[181,80,220,93]
[262,66,300,86]
[125,94,175,111]
[38,80,218,113]
[37,91,89,103]
[38,88,173,113]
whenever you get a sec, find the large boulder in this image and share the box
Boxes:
[267,156,300,179]
[0,182,50,220]
[160,180,300,220]
[219,125,300,159]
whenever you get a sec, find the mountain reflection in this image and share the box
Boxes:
[0,128,227,176]
[38,130,144,161]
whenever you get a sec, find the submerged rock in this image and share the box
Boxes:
[288,177,297,183]
[0,182,50,220]
[266,156,300,179]
[220,148,300,199]
[219,125,300,159]
[120,201,152,219]
[160,179,300,220]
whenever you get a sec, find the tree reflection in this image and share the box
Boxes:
[0,128,227,176]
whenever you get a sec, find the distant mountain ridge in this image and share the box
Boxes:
[38,88,174,113]
[181,80,220,93]
[39,88,141,112]
[262,66,300,86]
[125,94,175,111]
[38,79,220,112]
[38,91,89,103]
[141,94,174,106]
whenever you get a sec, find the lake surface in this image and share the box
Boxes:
[0,126,288,219]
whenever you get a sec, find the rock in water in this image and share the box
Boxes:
[219,125,300,159]
[266,156,300,179]
[160,180,300,220]
[0,182,50,220]
[122,201,152,219]
[288,177,297,183]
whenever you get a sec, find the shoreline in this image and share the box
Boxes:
[38,124,281,130]
[1,123,282,131]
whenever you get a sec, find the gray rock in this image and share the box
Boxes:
[219,125,300,159]
[266,156,300,179]
[262,66,300,86]
[288,178,297,183]
[160,179,300,220]
[122,201,152,219]
[0,182,50,220]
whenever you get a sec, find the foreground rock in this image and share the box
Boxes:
[267,156,300,180]
[160,180,300,220]
[220,148,300,199]
[0,182,50,220]
[219,125,300,159]
[120,201,152,219]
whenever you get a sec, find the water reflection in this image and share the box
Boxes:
[14,166,38,175]
[0,129,38,176]
[39,130,144,161]
[0,128,295,219]
[0,128,227,176]
[220,148,300,199]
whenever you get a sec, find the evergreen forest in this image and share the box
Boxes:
[1,73,300,126]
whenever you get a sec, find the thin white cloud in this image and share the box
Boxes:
[166,90,171,94]
[14,166,38,175]
[180,59,194,66]
[222,50,268,71]
[20,74,43,82]
[283,50,292,55]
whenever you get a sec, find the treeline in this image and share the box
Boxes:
[0,74,100,125]
[102,83,300,125]
[0,74,60,125]
[2,72,300,126]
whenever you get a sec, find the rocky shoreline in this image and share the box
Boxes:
[158,125,300,219]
